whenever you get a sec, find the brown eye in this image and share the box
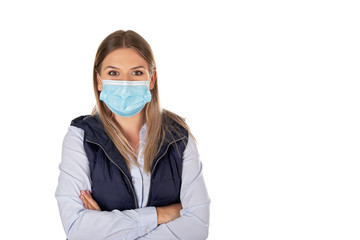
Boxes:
[132,70,143,76]
[109,71,119,76]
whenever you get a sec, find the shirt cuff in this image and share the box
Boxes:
[137,206,158,236]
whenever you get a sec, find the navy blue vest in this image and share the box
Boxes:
[71,114,188,211]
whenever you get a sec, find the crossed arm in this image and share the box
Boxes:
[55,126,210,240]
[80,190,183,225]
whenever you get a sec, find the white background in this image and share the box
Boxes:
[0,0,359,239]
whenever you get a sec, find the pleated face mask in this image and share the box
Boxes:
[99,80,152,117]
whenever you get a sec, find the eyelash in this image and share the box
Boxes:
[132,70,143,76]
[108,71,119,76]
[107,70,143,76]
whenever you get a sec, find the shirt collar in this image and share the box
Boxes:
[139,123,147,140]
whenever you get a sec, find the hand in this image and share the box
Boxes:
[156,203,182,225]
[80,190,101,211]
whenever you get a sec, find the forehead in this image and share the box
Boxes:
[102,48,148,69]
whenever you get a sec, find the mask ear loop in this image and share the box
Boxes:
[145,70,151,83]
[142,70,155,87]
[96,71,102,81]
[148,69,156,89]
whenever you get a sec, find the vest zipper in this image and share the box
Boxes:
[146,136,186,206]
[85,139,138,209]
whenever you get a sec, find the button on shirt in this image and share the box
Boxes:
[55,125,210,240]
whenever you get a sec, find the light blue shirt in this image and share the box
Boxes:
[130,124,151,208]
[55,124,210,240]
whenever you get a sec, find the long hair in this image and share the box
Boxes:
[91,30,192,173]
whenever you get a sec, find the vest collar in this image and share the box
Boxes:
[71,114,187,173]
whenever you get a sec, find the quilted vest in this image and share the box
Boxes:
[71,114,188,211]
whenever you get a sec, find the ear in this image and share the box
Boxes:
[149,69,156,90]
[96,72,103,91]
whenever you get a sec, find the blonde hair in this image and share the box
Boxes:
[91,30,193,173]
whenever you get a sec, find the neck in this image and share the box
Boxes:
[113,110,145,153]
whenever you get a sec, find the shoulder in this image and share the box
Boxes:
[70,113,105,133]
[70,114,102,128]
[67,125,85,138]
[62,126,85,155]
[67,114,110,145]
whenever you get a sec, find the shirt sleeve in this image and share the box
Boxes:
[137,135,211,240]
[55,126,158,240]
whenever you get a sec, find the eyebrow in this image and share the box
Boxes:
[104,65,146,70]
[131,65,146,70]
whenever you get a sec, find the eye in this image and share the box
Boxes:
[108,71,119,76]
[132,70,143,76]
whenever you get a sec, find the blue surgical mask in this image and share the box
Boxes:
[99,80,152,117]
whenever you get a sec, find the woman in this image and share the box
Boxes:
[55,30,210,240]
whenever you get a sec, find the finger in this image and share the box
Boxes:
[81,191,93,207]
[80,191,94,209]
[80,192,86,204]
[81,190,99,210]
[80,195,89,209]
[80,194,85,204]
[84,191,101,210]
[80,194,94,210]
